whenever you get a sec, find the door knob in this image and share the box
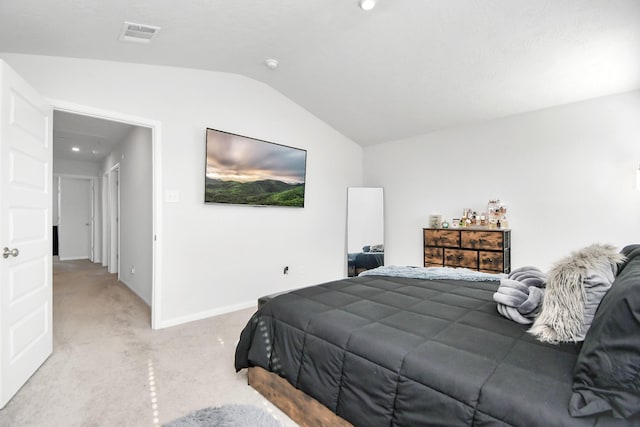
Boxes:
[3,247,19,259]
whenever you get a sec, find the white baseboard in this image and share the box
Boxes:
[58,255,90,261]
[158,300,257,329]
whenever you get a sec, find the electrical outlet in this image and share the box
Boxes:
[131,265,135,275]
[165,190,179,203]
[283,266,289,275]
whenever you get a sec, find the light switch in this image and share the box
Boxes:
[165,190,180,203]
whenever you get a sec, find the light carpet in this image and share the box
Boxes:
[0,258,297,427]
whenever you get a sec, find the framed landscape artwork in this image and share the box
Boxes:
[204,128,307,207]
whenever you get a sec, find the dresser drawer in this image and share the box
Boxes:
[424,247,444,266]
[425,229,460,248]
[479,250,505,272]
[444,249,478,269]
[461,230,505,251]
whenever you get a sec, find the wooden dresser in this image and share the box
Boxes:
[423,228,511,274]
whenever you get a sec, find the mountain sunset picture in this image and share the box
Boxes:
[204,128,307,207]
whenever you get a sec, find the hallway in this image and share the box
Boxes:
[0,259,295,427]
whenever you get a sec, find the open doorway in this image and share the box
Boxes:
[52,105,160,328]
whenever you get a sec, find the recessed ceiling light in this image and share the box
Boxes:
[72,147,80,152]
[359,0,376,11]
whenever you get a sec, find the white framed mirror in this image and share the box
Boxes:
[347,187,384,277]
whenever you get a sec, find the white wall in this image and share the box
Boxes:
[364,91,640,271]
[1,53,363,326]
[101,127,153,305]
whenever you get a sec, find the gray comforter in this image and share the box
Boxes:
[235,275,638,426]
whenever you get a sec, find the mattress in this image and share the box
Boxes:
[235,275,637,426]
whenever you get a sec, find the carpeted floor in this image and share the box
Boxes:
[0,258,298,427]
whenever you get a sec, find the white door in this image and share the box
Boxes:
[101,174,108,267]
[58,177,92,261]
[108,166,120,275]
[0,61,53,408]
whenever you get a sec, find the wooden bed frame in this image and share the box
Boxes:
[248,366,353,427]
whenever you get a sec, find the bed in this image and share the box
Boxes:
[347,251,384,277]
[235,245,640,426]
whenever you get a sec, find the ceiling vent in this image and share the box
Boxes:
[119,21,161,44]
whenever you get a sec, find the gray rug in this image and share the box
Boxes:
[163,404,284,427]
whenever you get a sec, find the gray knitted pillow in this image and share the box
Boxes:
[529,244,626,344]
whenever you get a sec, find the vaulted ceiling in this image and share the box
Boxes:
[1,0,638,146]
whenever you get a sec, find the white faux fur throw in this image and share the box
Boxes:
[528,244,626,344]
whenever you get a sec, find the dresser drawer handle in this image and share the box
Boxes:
[486,259,494,263]
[457,256,463,260]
